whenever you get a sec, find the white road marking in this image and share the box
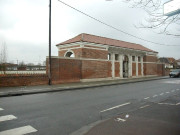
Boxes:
[162,80,180,84]
[158,103,180,106]
[0,115,17,122]
[158,103,175,105]
[176,89,179,91]
[100,102,131,113]
[144,97,150,100]
[166,92,169,94]
[140,105,150,109]
[0,108,4,111]
[0,125,37,135]
[160,93,164,96]
[115,117,126,122]
[153,95,158,98]
[171,90,175,92]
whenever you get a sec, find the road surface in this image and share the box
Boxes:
[0,78,180,135]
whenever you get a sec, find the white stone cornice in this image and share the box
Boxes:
[108,46,146,56]
[57,41,108,51]
[57,42,83,49]
[82,42,108,49]
[146,52,158,56]
[59,47,82,51]
[47,56,109,62]
[143,62,158,64]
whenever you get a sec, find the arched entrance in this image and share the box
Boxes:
[123,55,129,78]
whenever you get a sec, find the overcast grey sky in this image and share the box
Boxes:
[0,0,179,64]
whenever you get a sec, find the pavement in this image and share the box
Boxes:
[0,76,168,97]
[84,94,180,135]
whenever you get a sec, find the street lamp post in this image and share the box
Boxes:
[48,0,52,85]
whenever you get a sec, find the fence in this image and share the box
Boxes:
[0,70,46,74]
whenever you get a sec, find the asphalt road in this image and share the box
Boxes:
[0,78,180,135]
[85,94,180,135]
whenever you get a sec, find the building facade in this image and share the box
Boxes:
[48,33,164,84]
[158,57,177,68]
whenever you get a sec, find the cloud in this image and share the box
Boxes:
[0,0,179,63]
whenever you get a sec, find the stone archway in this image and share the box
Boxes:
[123,55,129,78]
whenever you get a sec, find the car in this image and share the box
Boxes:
[169,69,180,78]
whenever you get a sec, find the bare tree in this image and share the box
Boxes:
[37,63,42,66]
[125,0,180,36]
[19,61,25,66]
[0,42,8,74]
[27,63,35,66]
[42,60,46,66]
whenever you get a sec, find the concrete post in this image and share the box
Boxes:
[128,55,132,77]
[119,54,123,78]
[141,56,144,76]
[112,53,115,78]
[136,56,138,77]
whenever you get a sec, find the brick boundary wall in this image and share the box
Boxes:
[82,60,111,79]
[0,59,167,87]
[144,63,158,76]
[165,69,170,76]
[47,57,167,84]
[47,57,113,84]
[157,64,170,76]
[157,64,164,76]
[0,74,48,87]
[47,58,82,84]
[157,63,170,76]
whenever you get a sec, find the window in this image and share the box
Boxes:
[65,51,75,58]
[108,54,111,60]
[138,56,141,62]
[132,56,135,61]
[115,54,119,61]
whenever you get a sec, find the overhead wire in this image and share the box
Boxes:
[57,0,180,47]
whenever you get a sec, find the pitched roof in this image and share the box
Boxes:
[56,33,157,53]
[158,58,169,63]
[167,57,176,63]
[158,57,176,64]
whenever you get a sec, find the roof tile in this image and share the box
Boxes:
[57,33,157,53]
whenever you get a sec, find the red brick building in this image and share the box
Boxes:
[48,33,164,84]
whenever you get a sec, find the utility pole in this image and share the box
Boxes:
[48,0,52,85]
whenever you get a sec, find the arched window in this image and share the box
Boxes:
[65,51,75,58]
